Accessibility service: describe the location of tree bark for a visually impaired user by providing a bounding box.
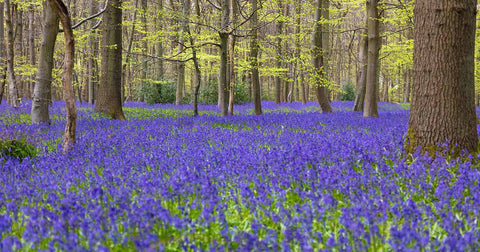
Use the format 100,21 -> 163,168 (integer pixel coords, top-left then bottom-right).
274,0 -> 283,104
88,0 -> 99,104
95,0 -> 125,120
176,0 -> 189,105
28,9 -> 36,99
312,0 -> 333,113
218,0 -> 230,116
227,0 -> 236,115
353,32 -> 368,111
5,0 -> 18,107
363,0 -> 380,117
31,1 -> 59,124
0,3 -> 5,104
406,0 -> 478,154
250,0 -> 262,115
155,0 -> 164,80
47,0 -> 77,152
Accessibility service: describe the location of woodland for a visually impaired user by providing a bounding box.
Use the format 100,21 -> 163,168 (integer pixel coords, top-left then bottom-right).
1,0 -> 480,250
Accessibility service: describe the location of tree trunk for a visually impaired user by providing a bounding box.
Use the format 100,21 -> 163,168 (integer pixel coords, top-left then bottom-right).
155,0 -> 164,80
5,0 -> 18,107
294,0 -> 302,104
218,0 -> 230,116
353,31 -> 367,111
176,0 -> 189,105
406,0 -> 478,154
312,0 -> 333,113
363,0 -> 380,117
95,0 -> 125,120
47,0 -> 77,152
250,0 -> 262,115
274,0 -> 283,104
88,0 -> 99,104
31,1 -> 59,124
187,0 -> 202,116
141,0 -> 149,101
403,69 -> 411,103
227,0 -> 236,115
28,9 -> 35,99
0,3 -> 5,104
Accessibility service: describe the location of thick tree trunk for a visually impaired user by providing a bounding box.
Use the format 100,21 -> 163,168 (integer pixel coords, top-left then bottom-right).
363,0 -> 380,117
250,0 -> 262,115
31,1 -> 59,124
0,3 -> 5,104
312,0 -> 333,113
5,0 -> 18,107
353,32 -> 367,111
95,0 -> 125,120
47,0 -> 77,152
406,0 -> 478,154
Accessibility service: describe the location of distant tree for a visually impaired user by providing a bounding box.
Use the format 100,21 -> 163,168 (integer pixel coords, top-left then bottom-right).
5,0 -> 18,107
95,0 -> 125,120
406,0 -> 478,154
0,2 -> 5,104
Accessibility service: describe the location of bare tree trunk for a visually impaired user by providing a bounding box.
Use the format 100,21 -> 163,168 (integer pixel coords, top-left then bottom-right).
363,0 -> 380,117
353,32 -> 367,111
176,0 -> 189,105
218,0 -> 230,116
47,0 -> 77,152
28,9 -> 35,99
250,0 -> 262,115
313,0 -> 333,113
227,0 -> 236,115
403,69 -> 411,103
141,0 -> 149,100
88,0 -> 99,104
95,0 -> 125,120
406,0 -> 478,154
0,3 -> 5,104
187,0 -> 202,116
122,0 -> 138,102
5,0 -> 18,107
155,0 -> 164,80
31,1 -> 59,124
274,0 -> 283,104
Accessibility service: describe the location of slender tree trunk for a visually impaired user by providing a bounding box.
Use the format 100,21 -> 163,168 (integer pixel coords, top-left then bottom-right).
188,0 -> 202,116
218,0 -> 230,116
31,1 -> 59,124
28,9 -> 35,99
176,0 -> 189,105
0,3 -> 5,104
95,0 -> 125,120
274,0 -> 283,104
122,0 -> 138,102
313,0 -> 333,113
403,69 -> 411,103
155,0 -> 164,80
47,0 -> 77,152
353,32 -> 368,111
250,0 -> 262,115
227,0 -> 236,115
88,0 -> 99,104
363,0 -> 380,117
141,0 -> 149,100
5,0 -> 18,107
406,0 -> 478,154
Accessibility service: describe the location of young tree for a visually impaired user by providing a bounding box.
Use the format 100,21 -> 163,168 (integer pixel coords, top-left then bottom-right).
95,0 -> 125,120
406,0 -> 478,154
47,0 -> 77,152
31,1 -> 59,124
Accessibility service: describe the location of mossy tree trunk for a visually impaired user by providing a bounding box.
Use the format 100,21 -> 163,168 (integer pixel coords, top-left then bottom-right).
94,0 -> 125,120
406,0 -> 478,154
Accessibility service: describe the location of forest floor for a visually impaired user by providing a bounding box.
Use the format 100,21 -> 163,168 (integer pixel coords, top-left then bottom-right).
0,101 -> 479,251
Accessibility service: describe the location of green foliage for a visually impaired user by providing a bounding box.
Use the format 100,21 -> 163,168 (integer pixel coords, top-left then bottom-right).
199,79 -> 250,105
0,137 -> 37,162
136,79 -> 176,105
340,82 -> 356,101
